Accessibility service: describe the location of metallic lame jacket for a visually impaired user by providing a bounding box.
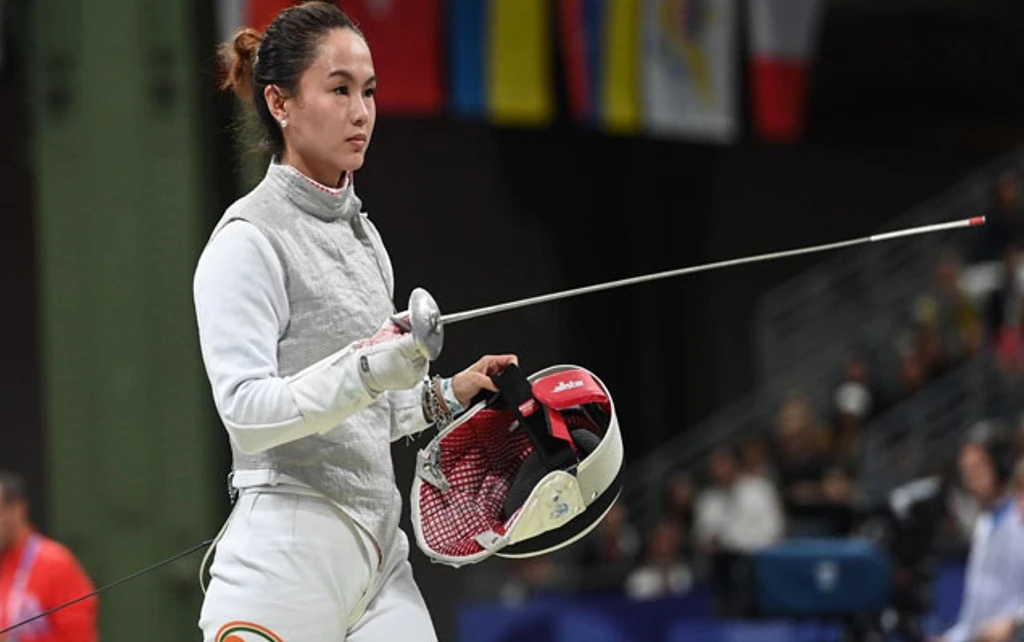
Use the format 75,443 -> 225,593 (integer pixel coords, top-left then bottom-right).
201,162 -> 428,557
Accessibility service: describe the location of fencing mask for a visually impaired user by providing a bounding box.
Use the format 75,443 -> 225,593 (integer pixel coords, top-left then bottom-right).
410,364 -> 624,567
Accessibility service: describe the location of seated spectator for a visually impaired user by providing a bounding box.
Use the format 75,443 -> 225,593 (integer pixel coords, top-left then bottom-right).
896,337 -> 928,399
973,171 -> 1024,263
740,434 -> 776,482
774,394 -> 830,503
660,470 -> 696,535
774,394 -> 857,536
965,457 -> 1024,642
0,471 -> 98,641
694,446 -> 783,616
912,301 -> 953,381
985,243 -> 1024,338
693,446 -> 784,555
933,433 -> 1024,642
914,250 -> 983,367
986,244 -> 1024,380
832,380 -> 870,470
624,519 -> 693,601
576,501 -> 641,593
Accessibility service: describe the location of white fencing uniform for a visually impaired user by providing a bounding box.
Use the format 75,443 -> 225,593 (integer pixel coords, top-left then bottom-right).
193,161 -> 437,641
197,487 -> 436,641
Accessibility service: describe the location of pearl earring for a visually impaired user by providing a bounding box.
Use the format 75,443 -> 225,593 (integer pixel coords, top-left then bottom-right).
280,119 -> 288,129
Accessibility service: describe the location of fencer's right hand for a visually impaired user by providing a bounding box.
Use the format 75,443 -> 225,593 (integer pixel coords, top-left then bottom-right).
356,318 -> 429,395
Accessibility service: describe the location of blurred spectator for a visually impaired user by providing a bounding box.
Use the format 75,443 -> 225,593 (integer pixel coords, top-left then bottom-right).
966,457 -> 1024,642
774,393 -> 831,505
916,315 -> 951,380
987,244 -> 1024,378
0,471 -> 98,641
881,471 -> 961,633
693,446 -> 783,616
660,470 -> 696,535
896,334 -> 928,398
693,446 -> 784,556
832,380 -> 870,470
939,473 -> 981,561
624,519 -> 693,601
933,436 -> 1024,642
974,171 -> 1024,263
985,243 -> 1024,336
740,434 -> 776,481
497,557 -> 562,607
914,250 -> 983,368
774,393 -> 859,536
577,501 -> 641,592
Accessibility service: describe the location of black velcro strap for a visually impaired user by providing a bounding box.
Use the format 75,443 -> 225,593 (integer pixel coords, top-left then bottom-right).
491,365 -> 577,473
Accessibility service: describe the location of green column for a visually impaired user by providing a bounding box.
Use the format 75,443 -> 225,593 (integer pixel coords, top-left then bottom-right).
29,1 -> 221,639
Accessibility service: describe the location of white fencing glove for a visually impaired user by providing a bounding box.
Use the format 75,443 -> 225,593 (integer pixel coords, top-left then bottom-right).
357,317 -> 429,395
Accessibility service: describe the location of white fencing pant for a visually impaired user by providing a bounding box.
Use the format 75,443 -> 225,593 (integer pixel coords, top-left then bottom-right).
198,487 -> 438,641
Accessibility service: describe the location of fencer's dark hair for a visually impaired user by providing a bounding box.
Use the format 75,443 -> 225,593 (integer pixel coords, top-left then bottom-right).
219,1 -> 365,156
0,471 -> 27,506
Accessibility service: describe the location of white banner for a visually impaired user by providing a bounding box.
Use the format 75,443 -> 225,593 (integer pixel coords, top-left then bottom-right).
641,0 -> 739,143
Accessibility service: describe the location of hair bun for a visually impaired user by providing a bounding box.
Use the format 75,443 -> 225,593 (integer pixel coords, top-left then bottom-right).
219,27 -> 263,102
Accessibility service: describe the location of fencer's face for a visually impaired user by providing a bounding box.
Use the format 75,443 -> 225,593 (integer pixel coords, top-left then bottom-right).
279,28 -> 376,183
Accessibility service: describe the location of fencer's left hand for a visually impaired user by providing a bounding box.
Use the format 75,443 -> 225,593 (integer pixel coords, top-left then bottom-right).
451,354 -> 519,407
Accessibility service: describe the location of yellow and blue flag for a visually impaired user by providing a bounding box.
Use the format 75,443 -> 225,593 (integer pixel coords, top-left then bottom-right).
449,0 -> 555,126
558,0 -> 641,134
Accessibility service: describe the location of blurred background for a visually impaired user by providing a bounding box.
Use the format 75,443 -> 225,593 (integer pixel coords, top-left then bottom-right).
3,0 -> 1024,640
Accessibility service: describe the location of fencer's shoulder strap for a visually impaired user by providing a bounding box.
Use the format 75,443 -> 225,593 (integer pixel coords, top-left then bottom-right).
492,365 -> 577,473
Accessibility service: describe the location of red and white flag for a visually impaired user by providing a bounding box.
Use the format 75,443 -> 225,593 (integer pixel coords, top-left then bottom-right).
338,0 -> 444,116
747,0 -> 826,142
216,0 -> 443,116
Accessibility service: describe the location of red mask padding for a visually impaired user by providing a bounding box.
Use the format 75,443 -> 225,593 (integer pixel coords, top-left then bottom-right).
531,369 -> 611,412
417,407 -> 533,558
416,369 -> 611,560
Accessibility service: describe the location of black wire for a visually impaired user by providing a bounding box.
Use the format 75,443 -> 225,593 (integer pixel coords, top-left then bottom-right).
0,538 -> 215,636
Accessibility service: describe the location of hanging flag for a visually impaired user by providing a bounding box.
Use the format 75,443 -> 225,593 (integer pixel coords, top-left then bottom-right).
488,0 -> 554,126
558,0 -> 594,123
600,0 -> 641,134
449,0 -> 488,118
449,0 -> 555,126
641,0 -> 739,143
215,1 -> 443,115
217,0 -> 296,42
339,0 -> 444,115
249,0 -> 295,33
748,0 -> 825,142
559,0 -> 641,133
558,0 -> 604,125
